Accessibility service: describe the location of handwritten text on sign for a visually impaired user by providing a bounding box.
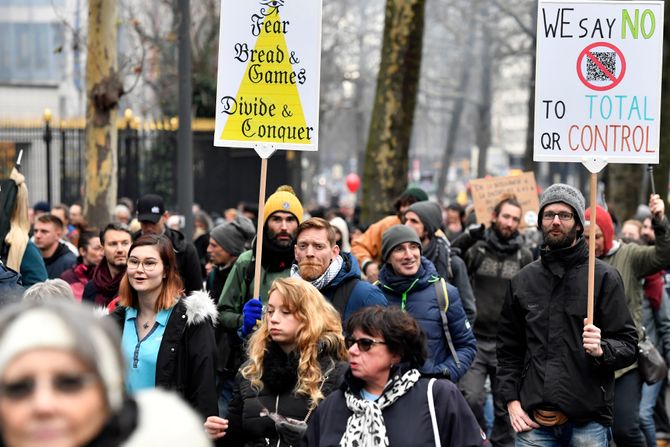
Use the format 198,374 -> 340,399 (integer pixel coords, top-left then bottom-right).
214,0 -> 322,150
470,172 -> 540,228
533,1 -> 664,165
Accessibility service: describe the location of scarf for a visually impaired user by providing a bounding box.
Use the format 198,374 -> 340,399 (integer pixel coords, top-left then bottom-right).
340,368 -> 421,447
92,258 -> 125,300
290,255 -> 343,290
260,230 -> 296,272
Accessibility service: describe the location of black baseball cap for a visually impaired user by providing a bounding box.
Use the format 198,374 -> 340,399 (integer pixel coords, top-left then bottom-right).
136,194 -> 165,223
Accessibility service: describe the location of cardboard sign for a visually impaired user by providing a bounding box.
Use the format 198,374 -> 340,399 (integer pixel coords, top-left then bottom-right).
534,1 -> 664,165
470,172 -> 540,228
214,0 -> 322,150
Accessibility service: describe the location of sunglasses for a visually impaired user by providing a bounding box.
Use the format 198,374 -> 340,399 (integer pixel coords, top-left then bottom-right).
345,337 -> 386,352
0,373 -> 97,401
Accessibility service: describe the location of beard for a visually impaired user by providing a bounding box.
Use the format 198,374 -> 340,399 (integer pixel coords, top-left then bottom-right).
493,223 -> 515,241
298,260 -> 325,281
268,228 -> 295,248
543,225 -> 578,250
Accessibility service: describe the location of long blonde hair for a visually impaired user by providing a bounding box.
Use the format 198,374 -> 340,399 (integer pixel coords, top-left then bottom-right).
242,277 -> 347,409
5,168 -> 29,271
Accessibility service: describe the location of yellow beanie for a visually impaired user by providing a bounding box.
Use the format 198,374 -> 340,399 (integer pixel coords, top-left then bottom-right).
263,185 -> 304,223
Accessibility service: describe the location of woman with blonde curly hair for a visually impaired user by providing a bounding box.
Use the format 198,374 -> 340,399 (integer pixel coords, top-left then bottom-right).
205,277 -> 348,446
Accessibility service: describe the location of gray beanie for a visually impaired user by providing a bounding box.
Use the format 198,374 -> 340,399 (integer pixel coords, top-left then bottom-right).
538,183 -> 585,231
209,215 -> 256,257
407,201 -> 443,236
382,225 -> 422,262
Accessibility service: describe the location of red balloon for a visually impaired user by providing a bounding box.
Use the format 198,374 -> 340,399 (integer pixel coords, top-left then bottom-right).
345,173 -> 361,193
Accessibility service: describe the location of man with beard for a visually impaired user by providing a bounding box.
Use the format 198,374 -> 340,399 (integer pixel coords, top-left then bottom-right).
404,201 -> 477,324
583,195 -> 670,447
292,217 -> 386,322
82,223 -> 132,306
452,196 -> 532,447
496,184 -> 637,446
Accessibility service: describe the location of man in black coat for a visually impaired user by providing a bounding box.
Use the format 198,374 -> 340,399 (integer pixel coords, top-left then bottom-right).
135,194 -> 203,294
496,183 -> 637,445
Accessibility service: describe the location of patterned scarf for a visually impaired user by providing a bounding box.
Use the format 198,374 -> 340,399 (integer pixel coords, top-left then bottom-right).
339,368 -> 421,447
290,254 -> 343,291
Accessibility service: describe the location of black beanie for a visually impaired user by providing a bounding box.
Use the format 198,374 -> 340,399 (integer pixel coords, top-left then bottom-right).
381,225 -> 422,262
406,201 -> 443,236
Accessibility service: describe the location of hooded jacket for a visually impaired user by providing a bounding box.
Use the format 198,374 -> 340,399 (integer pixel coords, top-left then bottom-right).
43,242 -> 77,279
319,252 -> 387,322
496,238 -> 637,426
377,257 -> 476,381
110,290 -> 218,419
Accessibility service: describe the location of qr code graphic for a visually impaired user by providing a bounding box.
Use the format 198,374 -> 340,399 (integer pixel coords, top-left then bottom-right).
586,52 -> 617,81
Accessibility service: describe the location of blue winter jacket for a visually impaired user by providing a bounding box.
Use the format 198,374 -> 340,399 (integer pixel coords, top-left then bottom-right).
377,257 -> 476,381
321,253 -> 388,323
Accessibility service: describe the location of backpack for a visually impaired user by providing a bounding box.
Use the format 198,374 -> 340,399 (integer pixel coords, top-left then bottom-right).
433,278 -> 460,369
331,277 -> 358,318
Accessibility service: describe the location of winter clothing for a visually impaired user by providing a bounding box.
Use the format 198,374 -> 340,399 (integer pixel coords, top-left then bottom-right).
136,194 -> 165,223
18,241 -> 47,287
110,291 -> 219,419
585,205 -> 614,254
223,341 -> 347,447
302,364 -> 486,447
207,263 -> 234,306
329,217 -> 351,252
380,224 -> 421,262
538,183 -> 586,233
496,237 -> 638,426
210,216 -> 256,257
263,185 -> 304,222
306,252 -> 387,323
351,215 -> 400,272
83,258 -> 125,307
377,257 -> 476,381
403,186 -> 429,202
60,263 -> 94,301
407,201 -> 443,235
43,242 -> 77,279
134,227 -> 203,294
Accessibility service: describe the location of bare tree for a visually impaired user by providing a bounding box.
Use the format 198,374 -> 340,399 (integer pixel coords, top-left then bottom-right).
360,0 -> 426,223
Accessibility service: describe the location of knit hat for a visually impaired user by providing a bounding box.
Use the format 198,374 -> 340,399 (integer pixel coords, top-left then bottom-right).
584,205 -> 614,255
263,185 -> 304,223
209,215 -> 256,257
406,201 -> 443,236
329,217 -> 351,252
0,301 -> 125,412
381,225 -> 422,262
136,194 -> 165,223
538,184 -> 586,235
33,201 -> 51,213
403,187 -> 429,202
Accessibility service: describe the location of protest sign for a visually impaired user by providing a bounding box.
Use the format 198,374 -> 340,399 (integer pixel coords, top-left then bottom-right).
214,0 -> 322,151
534,1 -> 664,167
470,172 -> 540,228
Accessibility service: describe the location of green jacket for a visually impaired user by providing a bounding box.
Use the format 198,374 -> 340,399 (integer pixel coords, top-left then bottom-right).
217,249 -> 291,331
602,216 -> 670,378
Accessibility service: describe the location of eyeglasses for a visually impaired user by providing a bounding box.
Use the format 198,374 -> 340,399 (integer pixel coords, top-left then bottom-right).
542,211 -> 574,221
0,373 -> 97,401
345,337 -> 386,352
127,257 -> 160,271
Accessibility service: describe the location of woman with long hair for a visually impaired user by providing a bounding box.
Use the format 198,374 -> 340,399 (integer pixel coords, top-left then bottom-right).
110,233 -> 218,419
205,277 -> 348,446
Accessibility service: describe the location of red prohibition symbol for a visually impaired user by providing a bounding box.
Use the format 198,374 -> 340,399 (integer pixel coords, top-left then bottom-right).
576,41 -> 627,91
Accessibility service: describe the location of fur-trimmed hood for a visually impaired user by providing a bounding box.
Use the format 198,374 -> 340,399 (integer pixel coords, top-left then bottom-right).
182,290 -> 218,326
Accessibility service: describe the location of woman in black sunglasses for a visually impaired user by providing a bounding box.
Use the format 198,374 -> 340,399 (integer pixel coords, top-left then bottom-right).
0,300 -> 211,446
303,306 -> 487,446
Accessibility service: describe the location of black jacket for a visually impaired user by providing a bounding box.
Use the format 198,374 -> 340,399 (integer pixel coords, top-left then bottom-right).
223,342 -> 347,447
110,291 -> 218,419
496,238 -> 638,426
302,366 -> 486,446
134,228 -> 203,294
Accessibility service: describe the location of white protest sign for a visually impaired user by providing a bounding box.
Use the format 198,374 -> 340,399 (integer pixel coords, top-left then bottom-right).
214,0 -> 322,151
534,1 -> 664,167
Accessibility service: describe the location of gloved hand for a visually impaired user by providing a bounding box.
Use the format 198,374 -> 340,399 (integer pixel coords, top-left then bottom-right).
467,223 -> 486,240
241,298 -> 263,336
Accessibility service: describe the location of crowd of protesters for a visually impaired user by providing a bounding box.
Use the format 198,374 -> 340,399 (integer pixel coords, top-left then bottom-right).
2,178 -> 670,447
